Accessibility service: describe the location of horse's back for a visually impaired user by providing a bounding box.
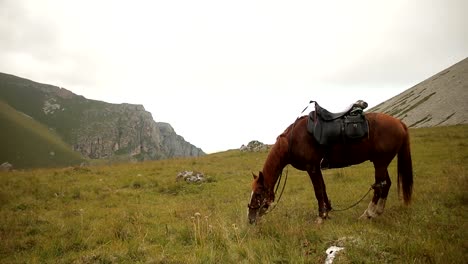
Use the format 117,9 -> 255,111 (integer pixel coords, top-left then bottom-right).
366,112 -> 407,134
284,113 -> 409,168
366,112 -> 409,159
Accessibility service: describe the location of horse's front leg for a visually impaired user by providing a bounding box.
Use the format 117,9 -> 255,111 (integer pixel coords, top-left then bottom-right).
307,168 -> 331,222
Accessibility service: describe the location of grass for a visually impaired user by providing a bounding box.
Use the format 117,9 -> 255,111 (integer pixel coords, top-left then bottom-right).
0,125 -> 467,263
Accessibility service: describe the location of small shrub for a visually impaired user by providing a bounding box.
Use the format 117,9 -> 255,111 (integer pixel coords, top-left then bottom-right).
71,189 -> 81,200
132,181 -> 141,189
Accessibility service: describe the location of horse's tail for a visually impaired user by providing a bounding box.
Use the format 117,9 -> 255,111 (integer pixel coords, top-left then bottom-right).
397,122 -> 413,205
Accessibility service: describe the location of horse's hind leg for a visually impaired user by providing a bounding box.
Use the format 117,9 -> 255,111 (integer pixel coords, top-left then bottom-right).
375,169 -> 391,215
360,165 -> 392,219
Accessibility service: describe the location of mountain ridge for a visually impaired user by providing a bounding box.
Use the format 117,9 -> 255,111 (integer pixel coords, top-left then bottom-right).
369,57 -> 468,127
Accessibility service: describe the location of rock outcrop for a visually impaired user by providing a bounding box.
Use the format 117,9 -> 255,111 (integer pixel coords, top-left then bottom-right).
240,140 -> 269,152
0,162 -> 13,172
176,171 -> 206,183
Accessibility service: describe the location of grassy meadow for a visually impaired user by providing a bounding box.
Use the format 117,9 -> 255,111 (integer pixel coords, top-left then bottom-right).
0,125 -> 467,263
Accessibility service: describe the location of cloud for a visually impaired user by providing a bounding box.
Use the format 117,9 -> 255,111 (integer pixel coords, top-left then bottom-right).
0,0 -> 467,152
317,0 -> 468,88
0,1 -> 58,54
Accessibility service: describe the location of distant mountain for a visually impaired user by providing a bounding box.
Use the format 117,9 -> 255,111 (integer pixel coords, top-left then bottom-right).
0,72 -> 205,168
369,58 -> 468,127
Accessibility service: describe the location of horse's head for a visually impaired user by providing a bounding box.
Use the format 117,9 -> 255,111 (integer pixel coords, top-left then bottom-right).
248,171 -> 271,224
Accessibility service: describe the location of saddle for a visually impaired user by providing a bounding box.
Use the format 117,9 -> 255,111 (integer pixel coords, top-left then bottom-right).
307,100 -> 369,145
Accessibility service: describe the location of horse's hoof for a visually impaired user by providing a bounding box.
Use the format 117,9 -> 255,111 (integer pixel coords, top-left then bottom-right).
315,217 -> 324,225
359,202 -> 379,220
358,213 -> 370,220
359,210 -> 374,220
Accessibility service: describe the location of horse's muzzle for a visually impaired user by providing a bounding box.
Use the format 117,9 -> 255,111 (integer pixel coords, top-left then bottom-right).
248,205 -> 269,224
248,213 -> 258,224
248,205 -> 259,224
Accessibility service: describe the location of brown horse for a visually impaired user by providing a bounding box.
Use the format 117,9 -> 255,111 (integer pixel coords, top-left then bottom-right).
248,112 -> 413,224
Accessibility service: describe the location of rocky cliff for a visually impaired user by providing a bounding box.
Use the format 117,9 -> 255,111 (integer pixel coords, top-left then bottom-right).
71,103 -> 204,160
0,72 -> 205,161
157,122 -> 204,157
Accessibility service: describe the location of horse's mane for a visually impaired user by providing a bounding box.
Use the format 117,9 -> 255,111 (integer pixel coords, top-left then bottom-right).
265,116 -> 308,171
277,116 -> 307,140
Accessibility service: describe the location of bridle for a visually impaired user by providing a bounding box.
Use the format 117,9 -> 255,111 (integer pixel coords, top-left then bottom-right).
247,193 -> 269,211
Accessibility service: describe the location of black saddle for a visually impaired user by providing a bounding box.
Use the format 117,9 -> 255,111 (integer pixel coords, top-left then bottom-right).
315,100 -> 368,120
307,100 -> 369,145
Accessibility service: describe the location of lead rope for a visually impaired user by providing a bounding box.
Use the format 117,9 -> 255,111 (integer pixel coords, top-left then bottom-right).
331,181 -> 384,212
330,185 -> 373,212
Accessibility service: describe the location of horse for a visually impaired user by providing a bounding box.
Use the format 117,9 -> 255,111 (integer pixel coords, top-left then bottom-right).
247,110 -> 413,224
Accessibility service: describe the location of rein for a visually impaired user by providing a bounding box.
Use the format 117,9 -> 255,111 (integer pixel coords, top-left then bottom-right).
263,166 -> 288,214
262,116 -> 299,215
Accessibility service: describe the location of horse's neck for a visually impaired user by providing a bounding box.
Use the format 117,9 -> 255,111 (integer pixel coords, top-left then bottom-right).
262,136 -> 289,189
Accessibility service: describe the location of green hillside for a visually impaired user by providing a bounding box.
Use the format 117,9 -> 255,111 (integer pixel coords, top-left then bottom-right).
0,101 -> 84,169
0,125 -> 466,263
0,72 -> 104,143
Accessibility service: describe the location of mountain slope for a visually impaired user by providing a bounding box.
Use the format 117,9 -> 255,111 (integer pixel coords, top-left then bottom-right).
0,72 -> 205,163
0,101 -> 84,169
369,57 -> 468,127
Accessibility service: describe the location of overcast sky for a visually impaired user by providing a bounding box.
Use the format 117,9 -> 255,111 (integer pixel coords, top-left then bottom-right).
1,0 -> 467,153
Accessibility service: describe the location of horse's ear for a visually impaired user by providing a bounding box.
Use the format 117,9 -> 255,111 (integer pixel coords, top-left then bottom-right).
251,172 -> 258,180
258,171 -> 264,183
